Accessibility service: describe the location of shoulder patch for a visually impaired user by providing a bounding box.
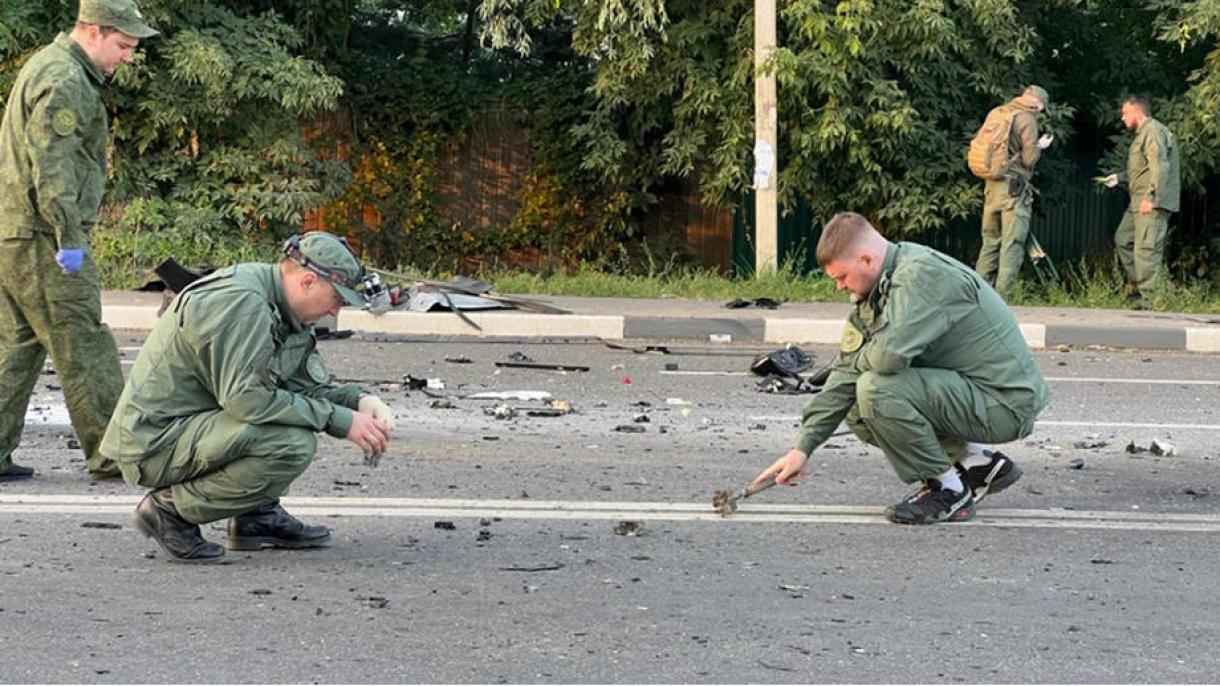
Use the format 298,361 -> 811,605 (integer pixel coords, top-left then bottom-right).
840,322 -> 865,354
52,108 -> 77,137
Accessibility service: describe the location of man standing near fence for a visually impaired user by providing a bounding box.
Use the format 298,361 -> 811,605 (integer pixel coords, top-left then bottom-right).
1099,95 -> 1180,304
969,85 -> 1054,300
0,0 -> 158,481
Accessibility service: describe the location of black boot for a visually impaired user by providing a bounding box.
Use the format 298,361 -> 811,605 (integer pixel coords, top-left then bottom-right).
134,488 -> 225,563
226,500 -> 332,551
0,462 -> 34,482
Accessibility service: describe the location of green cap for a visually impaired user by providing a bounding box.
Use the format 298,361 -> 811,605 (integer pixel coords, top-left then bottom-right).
78,0 -> 159,39
1023,85 -> 1050,108
284,232 -> 366,306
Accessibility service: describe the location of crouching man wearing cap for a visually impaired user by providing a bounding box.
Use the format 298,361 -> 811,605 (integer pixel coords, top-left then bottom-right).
98,232 -> 395,563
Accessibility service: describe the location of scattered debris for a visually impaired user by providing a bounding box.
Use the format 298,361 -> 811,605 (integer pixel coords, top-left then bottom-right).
724,297 -> 784,309
476,530 -> 492,542
444,356 -> 473,364
249,589 -> 273,596
1183,487 -> 1211,498
612,521 -> 645,537
751,346 -> 813,377
664,362 -> 679,371
428,398 -> 457,409
1125,439 -> 1176,457
485,404 -> 517,420
632,413 -> 651,423
1068,458 -> 1085,470
499,563 -> 565,572
469,391 -> 552,401
1150,439 -> 1176,456
66,438 -> 81,450
665,398 -> 693,406
614,425 -> 646,434
403,375 -> 428,391
495,361 -> 590,372
434,521 -> 456,530
507,352 -> 534,363
80,522 -> 121,530
621,376 -> 632,385
709,334 -> 732,344
757,660 -> 797,672
1089,559 -> 1115,565
333,480 -> 362,487
1073,437 -> 1108,449
362,596 -> 389,609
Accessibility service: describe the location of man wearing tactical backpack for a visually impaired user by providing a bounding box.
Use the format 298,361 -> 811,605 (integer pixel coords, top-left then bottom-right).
968,85 -> 1054,299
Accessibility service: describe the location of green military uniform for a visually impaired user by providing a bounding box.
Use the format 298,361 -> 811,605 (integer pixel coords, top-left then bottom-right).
0,33 -> 124,476
796,242 -> 1049,483
1114,117 -> 1180,297
975,92 -> 1044,299
99,264 -> 366,524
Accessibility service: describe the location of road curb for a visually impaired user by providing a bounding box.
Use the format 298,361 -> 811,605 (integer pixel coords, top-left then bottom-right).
99,303 -> 1217,352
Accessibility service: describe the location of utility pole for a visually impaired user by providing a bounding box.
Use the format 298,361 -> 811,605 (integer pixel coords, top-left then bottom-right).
753,0 -> 778,275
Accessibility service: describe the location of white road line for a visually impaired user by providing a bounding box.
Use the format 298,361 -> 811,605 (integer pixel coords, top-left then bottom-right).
746,415 -> 1220,431
1,495 -> 1216,533
662,370 -> 1220,385
1043,377 -> 1220,386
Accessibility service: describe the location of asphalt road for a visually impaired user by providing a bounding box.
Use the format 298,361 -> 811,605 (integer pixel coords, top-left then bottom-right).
2,334 -> 1218,683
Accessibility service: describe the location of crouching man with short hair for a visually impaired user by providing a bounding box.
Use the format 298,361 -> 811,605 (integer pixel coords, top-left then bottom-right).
99,232 -> 394,561
754,212 -> 1049,524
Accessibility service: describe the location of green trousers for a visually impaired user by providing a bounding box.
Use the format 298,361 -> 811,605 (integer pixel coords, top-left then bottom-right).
0,233 -> 123,474
1114,208 -> 1170,296
844,369 -> 1037,484
975,179 -> 1031,299
118,411 -> 316,524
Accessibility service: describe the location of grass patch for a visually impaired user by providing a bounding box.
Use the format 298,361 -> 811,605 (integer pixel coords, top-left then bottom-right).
1009,259 -> 1220,313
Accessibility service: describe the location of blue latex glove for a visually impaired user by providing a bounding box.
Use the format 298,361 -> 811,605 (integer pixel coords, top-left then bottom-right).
56,248 -> 84,274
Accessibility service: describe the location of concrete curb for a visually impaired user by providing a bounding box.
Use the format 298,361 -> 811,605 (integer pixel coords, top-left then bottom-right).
99,302 -> 1220,353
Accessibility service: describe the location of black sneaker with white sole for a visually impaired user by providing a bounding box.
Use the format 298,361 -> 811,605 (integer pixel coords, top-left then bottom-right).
957,451 -> 1022,503
887,481 -> 975,524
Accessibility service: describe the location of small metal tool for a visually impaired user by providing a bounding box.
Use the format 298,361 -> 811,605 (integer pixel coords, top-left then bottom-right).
712,474 -> 778,516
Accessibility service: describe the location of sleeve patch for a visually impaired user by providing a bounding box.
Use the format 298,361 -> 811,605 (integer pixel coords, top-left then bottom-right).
52,108 -> 78,137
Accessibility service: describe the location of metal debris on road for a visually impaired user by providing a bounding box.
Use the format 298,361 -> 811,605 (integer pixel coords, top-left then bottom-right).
445,356 -> 473,364
495,360 -> 590,372
485,404 -> 517,420
612,521 -> 645,537
434,521 -> 456,530
499,563 -> 565,572
614,425 -> 646,433
468,391 -> 552,401
80,522 -> 122,530
1069,458 -> 1085,469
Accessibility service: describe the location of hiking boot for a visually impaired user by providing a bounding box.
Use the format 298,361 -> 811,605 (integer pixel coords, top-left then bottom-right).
134,488 -> 225,563
0,462 -> 34,482
226,500 -> 332,551
957,451 -> 1023,503
888,481 -> 975,524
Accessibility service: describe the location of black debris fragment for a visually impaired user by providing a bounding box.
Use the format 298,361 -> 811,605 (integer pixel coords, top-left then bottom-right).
476,530 -> 492,542
445,356 -> 473,364
632,413 -> 650,423
1090,559 -> 1115,565
494,361 -> 590,372
434,521 -> 456,530
664,362 -> 679,371
315,327 -> 353,341
429,398 -> 457,409
757,660 -> 797,672
403,375 -> 428,391
507,351 -> 534,363
80,522 -> 121,530
614,425 -> 646,433
1068,458 -> 1085,470
499,563 -> 565,572
612,521 -> 645,537
66,438 -> 81,450
1073,439 -> 1107,449
362,597 -> 389,609
249,589 -> 273,596
333,480 -> 362,487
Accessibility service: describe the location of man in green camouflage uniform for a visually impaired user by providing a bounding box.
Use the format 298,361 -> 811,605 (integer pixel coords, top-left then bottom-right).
755,212 -> 1049,524
0,0 -> 157,481
1100,95 -> 1180,302
100,232 -> 396,563
974,85 -> 1054,300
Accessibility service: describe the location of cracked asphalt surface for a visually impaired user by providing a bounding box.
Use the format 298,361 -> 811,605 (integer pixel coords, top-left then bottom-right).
2,334 -> 1219,683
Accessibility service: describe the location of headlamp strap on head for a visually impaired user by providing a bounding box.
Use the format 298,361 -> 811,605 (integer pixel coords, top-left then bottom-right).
282,233 -> 361,291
